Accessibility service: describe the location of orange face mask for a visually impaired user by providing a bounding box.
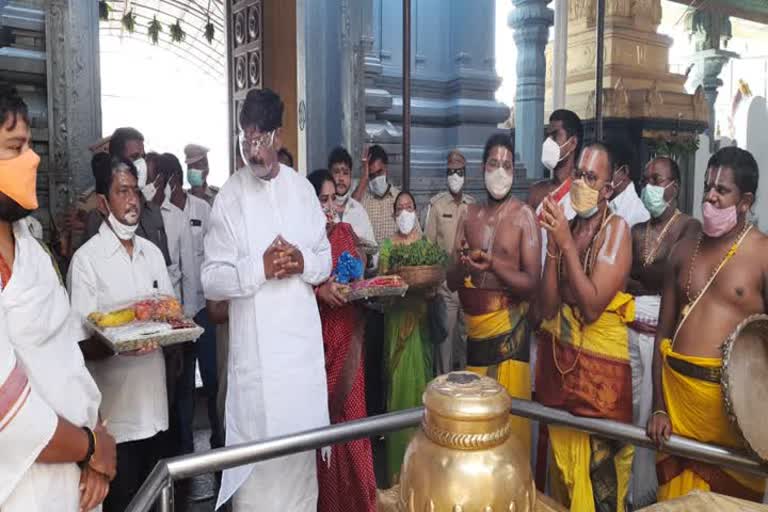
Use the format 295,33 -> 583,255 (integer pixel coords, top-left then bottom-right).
0,148 -> 40,210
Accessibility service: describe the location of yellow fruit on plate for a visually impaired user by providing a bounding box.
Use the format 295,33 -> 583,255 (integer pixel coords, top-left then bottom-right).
95,308 -> 135,328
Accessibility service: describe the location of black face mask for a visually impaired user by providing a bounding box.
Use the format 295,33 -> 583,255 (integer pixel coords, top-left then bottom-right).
0,192 -> 33,223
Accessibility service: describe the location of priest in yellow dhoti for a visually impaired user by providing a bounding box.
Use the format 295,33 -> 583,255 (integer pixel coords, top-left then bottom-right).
461,279 -> 532,455
447,134 -> 542,458
537,142 -> 636,512
647,147 -> 767,504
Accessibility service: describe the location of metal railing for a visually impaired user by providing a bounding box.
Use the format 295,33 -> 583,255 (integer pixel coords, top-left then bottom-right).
126,399 -> 768,512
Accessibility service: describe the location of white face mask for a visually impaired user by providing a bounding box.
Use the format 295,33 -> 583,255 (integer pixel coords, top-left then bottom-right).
141,182 -> 156,202
335,188 -> 351,206
164,183 -> 172,204
397,210 -> 417,235
108,209 -> 139,241
484,166 -> 514,200
447,173 -> 464,195
133,158 -> 148,188
369,175 -> 388,197
541,137 -> 574,172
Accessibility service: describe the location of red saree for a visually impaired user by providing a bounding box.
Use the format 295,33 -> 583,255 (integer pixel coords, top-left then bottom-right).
317,222 -> 377,512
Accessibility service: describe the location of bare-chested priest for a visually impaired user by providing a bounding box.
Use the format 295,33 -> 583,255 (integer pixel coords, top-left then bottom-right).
647,146 -> 767,502
537,142 -> 634,512
626,156 -> 700,507
448,133 -> 541,457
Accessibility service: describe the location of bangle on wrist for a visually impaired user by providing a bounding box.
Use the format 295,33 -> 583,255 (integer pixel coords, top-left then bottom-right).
78,426 -> 96,468
651,409 -> 669,418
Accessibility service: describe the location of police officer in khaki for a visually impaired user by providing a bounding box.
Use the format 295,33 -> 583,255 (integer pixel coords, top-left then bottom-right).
424,149 -> 475,374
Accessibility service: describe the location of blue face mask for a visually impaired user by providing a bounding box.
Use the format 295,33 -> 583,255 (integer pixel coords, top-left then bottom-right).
188,169 -> 205,188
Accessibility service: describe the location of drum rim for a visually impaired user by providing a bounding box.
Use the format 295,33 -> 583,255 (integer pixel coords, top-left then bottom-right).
721,313 -> 768,462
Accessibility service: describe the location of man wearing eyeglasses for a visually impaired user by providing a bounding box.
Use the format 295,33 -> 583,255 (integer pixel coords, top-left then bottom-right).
424,149 -> 475,374
202,88 -> 331,511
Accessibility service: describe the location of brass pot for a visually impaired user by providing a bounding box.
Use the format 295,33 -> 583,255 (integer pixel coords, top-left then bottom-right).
396,371 -> 536,511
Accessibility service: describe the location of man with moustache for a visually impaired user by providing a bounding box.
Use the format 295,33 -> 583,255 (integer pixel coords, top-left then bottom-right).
0,86 -> 116,512
202,88 -> 331,511
647,147 -> 767,503
68,157 -> 175,512
328,146 -> 376,255
448,134 -> 540,456
626,156 -> 699,507
537,142 -> 634,511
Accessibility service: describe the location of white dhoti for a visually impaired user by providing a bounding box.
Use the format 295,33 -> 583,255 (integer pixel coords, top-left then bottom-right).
629,294 -> 661,508
2,463 -> 83,512
232,452 -> 317,511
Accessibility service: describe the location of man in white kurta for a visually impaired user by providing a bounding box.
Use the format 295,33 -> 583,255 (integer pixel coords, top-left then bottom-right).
202,87 -> 330,511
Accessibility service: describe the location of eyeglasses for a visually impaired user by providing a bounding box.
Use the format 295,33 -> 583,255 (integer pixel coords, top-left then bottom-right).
447,167 -> 466,177
573,168 -> 601,186
239,130 -> 275,154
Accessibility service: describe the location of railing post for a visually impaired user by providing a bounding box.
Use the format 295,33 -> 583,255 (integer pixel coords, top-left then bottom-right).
158,481 -> 174,512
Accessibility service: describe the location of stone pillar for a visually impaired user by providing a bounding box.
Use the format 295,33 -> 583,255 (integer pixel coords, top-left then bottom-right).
509,0 -> 554,179
45,0 -> 102,209
684,10 -> 738,150
551,0 -> 568,110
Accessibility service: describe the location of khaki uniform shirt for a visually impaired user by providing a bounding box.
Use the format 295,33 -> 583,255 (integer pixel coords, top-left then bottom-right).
424,191 -> 475,255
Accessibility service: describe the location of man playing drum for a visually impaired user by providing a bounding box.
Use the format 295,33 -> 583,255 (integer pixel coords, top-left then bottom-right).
647,146 -> 768,502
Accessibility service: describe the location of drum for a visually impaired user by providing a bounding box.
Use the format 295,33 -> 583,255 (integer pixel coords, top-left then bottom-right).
721,314 -> 768,461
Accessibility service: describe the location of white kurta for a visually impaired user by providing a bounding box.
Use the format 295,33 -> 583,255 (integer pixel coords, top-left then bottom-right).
610,183 -> 650,228
1,221 -> 102,512
202,164 -> 331,509
0,320 -> 58,508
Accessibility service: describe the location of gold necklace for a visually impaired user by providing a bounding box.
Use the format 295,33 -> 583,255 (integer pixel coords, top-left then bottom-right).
553,209 -> 612,377
685,221 -> 752,305
643,209 -> 681,267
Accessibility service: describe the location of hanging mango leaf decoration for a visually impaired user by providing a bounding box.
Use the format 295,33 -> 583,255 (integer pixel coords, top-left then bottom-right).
121,9 -> 136,33
98,0 -> 111,21
204,20 -> 215,44
148,15 -> 163,45
170,19 -> 186,43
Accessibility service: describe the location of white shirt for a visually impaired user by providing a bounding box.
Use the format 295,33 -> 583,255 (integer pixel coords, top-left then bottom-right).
162,194 -> 212,318
202,164 -> 331,507
339,197 -> 376,246
610,183 -> 650,228
68,222 -> 173,444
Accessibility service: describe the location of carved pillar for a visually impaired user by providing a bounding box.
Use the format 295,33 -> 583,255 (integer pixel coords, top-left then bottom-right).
45,0 -> 102,211
684,10 -> 737,150
509,0 -> 554,179
340,0 -> 366,165
551,0 -> 567,110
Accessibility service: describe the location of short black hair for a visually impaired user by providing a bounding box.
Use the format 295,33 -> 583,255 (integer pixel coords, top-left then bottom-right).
605,136 -> 637,180
393,190 -> 416,214
109,127 -> 144,158
482,133 -> 515,166
277,147 -> 294,167
707,146 -> 759,196
239,88 -> 284,133
367,144 -> 388,166
582,141 -> 617,178
550,109 -> 583,157
652,156 -> 681,183
96,157 -> 137,196
91,152 -> 111,182
0,86 -> 29,131
158,153 -> 183,181
328,146 -> 353,170
307,168 -> 333,196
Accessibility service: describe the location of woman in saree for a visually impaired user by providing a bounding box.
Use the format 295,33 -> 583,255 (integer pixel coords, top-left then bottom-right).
379,191 -> 433,486
307,170 -> 376,512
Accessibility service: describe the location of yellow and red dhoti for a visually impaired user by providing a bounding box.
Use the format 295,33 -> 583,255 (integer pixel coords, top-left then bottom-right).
657,338 -> 766,502
535,292 -> 635,512
460,281 -> 532,456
